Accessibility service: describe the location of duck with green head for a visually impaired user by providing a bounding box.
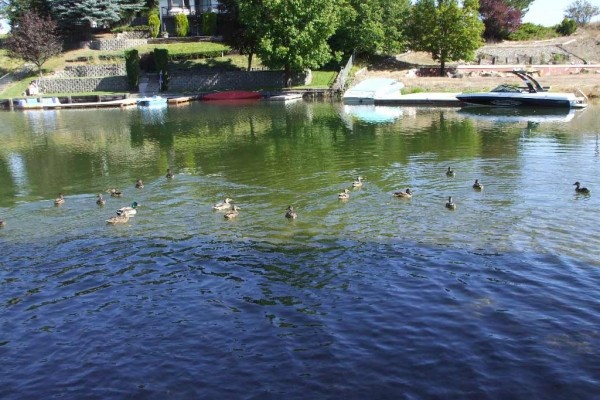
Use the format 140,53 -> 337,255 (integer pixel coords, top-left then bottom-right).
117,202 -> 138,217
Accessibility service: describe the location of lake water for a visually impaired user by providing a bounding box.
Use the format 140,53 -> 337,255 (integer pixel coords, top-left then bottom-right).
1,101 -> 599,399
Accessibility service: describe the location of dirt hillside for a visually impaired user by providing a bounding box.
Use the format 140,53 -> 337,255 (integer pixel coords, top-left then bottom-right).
359,25 -> 600,98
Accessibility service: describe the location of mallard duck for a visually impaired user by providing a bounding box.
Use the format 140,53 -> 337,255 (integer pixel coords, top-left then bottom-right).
96,193 -> 106,206
54,193 -> 65,206
445,196 -> 456,210
116,201 -> 138,217
352,176 -> 363,188
106,214 -> 130,225
224,205 -> 240,219
472,179 -> 484,190
166,168 -> 174,179
0,219 -> 5,228
135,179 -> 144,189
446,167 -> 455,177
573,181 -> 590,194
338,188 -> 350,200
108,188 -> 123,197
285,205 -> 298,219
213,198 -> 233,211
394,188 -> 412,198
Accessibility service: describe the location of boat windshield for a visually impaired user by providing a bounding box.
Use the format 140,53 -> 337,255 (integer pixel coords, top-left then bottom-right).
490,84 -> 523,93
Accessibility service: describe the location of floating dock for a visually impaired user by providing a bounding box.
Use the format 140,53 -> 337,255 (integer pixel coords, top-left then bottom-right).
374,92 -> 461,107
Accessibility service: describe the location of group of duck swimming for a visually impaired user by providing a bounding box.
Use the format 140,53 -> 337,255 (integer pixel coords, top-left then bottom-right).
0,168 -> 592,228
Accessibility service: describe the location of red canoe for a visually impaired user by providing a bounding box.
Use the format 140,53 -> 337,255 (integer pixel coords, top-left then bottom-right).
203,91 -> 262,101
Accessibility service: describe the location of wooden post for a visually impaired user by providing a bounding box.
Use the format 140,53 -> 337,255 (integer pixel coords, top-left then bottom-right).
8,98 -> 14,110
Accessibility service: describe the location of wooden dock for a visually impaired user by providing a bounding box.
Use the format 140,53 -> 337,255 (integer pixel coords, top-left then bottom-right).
167,96 -> 198,104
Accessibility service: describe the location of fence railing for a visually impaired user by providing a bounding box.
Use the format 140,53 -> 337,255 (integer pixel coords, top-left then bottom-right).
332,50 -> 355,92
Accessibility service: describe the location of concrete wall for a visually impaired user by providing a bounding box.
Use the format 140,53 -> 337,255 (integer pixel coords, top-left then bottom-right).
81,38 -> 148,51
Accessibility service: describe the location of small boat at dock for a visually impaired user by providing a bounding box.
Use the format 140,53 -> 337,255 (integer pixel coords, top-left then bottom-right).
136,95 -> 168,107
203,91 -> 262,101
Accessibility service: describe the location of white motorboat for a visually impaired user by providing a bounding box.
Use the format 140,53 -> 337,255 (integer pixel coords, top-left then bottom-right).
343,78 -> 404,104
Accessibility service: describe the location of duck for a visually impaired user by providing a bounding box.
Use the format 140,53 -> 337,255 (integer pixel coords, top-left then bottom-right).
106,214 -> 130,225
446,167 -> 455,177
135,179 -> 144,189
285,205 -> 298,219
445,196 -> 456,210
96,193 -> 106,206
472,179 -> 484,190
224,205 -> 240,219
394,188 -> 412,198
352,176 -> 363,188
116,201 -> 138,217
213,198 -> 233,211
54,193 -> 65,206
0,219 -> 5,228
166,168 -> 174,179
108,188 -> 123,197
573,181 -> 590,194
338,188 -> 350,200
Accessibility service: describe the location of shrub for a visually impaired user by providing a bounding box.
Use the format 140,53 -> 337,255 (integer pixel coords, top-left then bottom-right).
557,18 -> 577,36
154,48 -> 169,91
508,23 -> 559,41
202,12 -> 217,36
125,49 -> 140,90
174,14 -> 189,37
148,12 -> 160,38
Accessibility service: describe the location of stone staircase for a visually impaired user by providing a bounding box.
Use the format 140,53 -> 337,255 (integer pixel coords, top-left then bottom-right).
138,72 -> 162,96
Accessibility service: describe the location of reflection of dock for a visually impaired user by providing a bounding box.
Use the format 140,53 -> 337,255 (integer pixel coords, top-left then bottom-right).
167,96 -> 198,104
0,94 -> 203,110
373,92 -> 461,107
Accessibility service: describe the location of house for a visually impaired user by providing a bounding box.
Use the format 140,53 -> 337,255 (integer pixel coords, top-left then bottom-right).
159,0 -> 221,16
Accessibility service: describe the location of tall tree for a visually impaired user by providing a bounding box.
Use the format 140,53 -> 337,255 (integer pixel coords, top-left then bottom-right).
4,10 -> 62,76
332,0 -> 411,56
504,0 -> 534,14
50,0 -> 145,38
218,0 -> 262,71
238,0 -> 342,86
480,0 -> 522,41
409,0 -> 484,76
565,0 -> 600,26
3,0 -> 52,27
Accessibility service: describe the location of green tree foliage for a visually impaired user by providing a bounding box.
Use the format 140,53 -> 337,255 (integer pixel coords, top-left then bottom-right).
4,10 -> 62,76
409,0 -> 484,76
239,0 -> 342,87
50,0 -> 145,39
174,13 -> 189,37
565,0 -> 600,26
331,0 -> 411,56
504,0 -> 534,13
508,22 -> 558,40
202,12 -> 217,36
125,49 -> 140,90
557,18 -> 577,36
148,10 -> 160,37
153,48 -> 168,91
218,0 -> 262,71
3,0 -> 52,28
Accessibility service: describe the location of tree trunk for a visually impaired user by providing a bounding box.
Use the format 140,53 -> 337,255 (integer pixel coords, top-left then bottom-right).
247,52 -> 253,71
440,58 -> 446,77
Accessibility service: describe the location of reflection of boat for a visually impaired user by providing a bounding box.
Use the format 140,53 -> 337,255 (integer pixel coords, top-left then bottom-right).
343,104 -> 403,124
456,70 -> 588,109
343,78 -> 404,104
457,107 -> 578,123
203,91 -> 262,101
137,95 -> 168,107
17,97 -> 61,109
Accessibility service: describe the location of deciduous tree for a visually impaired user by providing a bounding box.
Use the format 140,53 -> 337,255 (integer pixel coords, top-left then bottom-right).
409,0 -> 484,76
480,0 -> 522,41
238,0 -> 342,86
565,0 -> 600,26
4,10 -> 62,76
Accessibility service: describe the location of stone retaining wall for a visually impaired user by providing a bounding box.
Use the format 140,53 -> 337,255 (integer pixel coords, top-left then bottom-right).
82,38 -> 148,51
169,70 -> 312,91
38,77 -> 128,94
53,64 -> 126,78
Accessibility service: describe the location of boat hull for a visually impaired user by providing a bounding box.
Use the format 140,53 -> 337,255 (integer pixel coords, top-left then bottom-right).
456,93 -> 580,109
203,91 -> 262,101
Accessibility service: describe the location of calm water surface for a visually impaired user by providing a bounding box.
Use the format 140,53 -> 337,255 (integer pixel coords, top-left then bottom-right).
1,101 -> 599,399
